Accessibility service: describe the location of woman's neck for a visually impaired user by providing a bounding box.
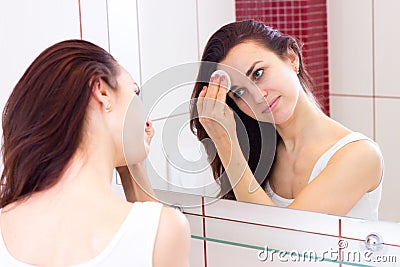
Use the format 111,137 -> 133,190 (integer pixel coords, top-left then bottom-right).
8,139 -> 119,213
275,91 -> 327,153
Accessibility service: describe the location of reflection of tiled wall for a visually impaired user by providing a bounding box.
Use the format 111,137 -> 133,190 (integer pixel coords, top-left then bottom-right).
328,0 -> 400,222
236,0 -> 329,115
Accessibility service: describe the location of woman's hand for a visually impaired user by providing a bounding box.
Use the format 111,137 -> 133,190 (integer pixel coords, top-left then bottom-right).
197,74 -> 237,146
145,120 -> 154,145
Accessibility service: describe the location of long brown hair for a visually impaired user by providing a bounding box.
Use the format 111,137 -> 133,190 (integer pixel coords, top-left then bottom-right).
190,20 -> 318,199
1,39 -> 119,208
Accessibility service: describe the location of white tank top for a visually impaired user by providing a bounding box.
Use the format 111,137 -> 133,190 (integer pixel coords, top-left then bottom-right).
0,201 -> 163,267
265,132 -> 383,221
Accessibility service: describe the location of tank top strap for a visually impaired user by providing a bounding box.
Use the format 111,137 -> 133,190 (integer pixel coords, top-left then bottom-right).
308,132 -> 377,183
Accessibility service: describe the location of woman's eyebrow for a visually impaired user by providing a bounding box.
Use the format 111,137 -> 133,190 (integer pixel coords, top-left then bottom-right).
246,60 -> 263,77
230,85 -> 239,91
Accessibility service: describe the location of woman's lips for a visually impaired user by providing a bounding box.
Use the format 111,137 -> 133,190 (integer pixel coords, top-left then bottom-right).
262,96 -> 280,113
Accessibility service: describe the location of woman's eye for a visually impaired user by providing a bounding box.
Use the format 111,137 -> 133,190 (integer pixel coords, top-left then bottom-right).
253,68 -> 264,80
232,88 -> 245,98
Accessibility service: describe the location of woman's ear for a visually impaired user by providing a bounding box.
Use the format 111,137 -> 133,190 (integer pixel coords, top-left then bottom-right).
286,48 -> 300,74
92,78 -> 112,112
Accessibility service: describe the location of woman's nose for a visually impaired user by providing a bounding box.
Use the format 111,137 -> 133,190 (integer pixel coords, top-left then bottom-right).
251,89 -> 268,104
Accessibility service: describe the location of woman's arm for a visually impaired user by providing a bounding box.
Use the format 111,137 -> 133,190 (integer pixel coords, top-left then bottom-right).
117,164 -> 157,202
212,130 -> 275,205
153,206 -> 191,267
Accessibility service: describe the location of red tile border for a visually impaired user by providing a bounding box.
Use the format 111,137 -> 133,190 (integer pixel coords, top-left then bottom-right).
201,197 -> 208,267
78,0 -> 82,39
330,94 -> 400,100
339,218 -> 342,267
371,0 -> 376,140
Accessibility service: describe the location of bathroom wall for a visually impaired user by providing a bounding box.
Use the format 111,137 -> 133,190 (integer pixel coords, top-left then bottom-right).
327,0 -> 400,222
1,1 -> 400,266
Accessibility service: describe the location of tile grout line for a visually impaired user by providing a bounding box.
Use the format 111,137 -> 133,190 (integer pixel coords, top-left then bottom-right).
339,218 -> 342,267
195,0 -> 201,61
78,0 -> 82,39
135,0 -> 143,87
201,197 -> 207,267
372,0 -> 376,141
105,0 -> 111,53
330,93 -> 400,100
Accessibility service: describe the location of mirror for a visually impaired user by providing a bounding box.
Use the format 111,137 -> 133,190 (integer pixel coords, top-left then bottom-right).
1,0 -> 399,225
120,0 -> 399,224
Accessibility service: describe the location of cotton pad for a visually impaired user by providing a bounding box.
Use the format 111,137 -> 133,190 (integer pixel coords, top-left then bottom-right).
211,70 -> 231,92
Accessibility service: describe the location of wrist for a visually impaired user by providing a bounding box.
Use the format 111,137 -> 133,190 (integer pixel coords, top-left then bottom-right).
215,136 -> 242,164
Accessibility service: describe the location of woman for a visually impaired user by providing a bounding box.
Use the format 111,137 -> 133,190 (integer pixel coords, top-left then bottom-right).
190,20 -> 383,220
0,40 -> 190,266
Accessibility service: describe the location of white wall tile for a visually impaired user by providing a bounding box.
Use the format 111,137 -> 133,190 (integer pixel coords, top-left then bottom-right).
190,239 -> 205,267
147,115 -> 219,197
341,216 -> 400,248
340,217 -> 400,266
204,198 -> 339,236
205,217 -> 340,266
141,62 -> 199,121
153,189 -> 203,214
107,0 -> 141,85
80,0 -> 109,51
0,0 -> 80,167
207,242 -> 266,267
375,98 -> 400,222
111,171 -> 126,200
197,0 -> 236,58
137,0 -> 199,83
339,237 -> 400,266
207,241 -> 341,266
185,214 -> 203,237
374,0 -> 400,97
327,0 -> 373,95
0,0 -> 80,109
330,96 -> 374,139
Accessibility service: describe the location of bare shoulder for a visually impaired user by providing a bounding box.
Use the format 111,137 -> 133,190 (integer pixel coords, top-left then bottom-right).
330,137 -> 383,189
153,206 -> 191,267
332,137 -> 382,163
158,206 -> 191,235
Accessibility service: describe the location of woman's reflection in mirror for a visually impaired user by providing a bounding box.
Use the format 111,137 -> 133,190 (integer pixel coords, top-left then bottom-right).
190,20 -> 383,220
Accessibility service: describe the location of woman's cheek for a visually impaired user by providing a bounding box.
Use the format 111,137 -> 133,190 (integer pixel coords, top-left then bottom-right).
123,96 -> 147,164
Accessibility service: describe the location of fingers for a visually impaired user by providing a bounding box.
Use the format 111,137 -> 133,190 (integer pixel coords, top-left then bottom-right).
204,74 -> 228,112
216,74 -> 229,106
145,120 -> 154,144
196,86 -> 207,115
198,85 -> 207,98
205,74 -> 219,100
196,73 -> 229,121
